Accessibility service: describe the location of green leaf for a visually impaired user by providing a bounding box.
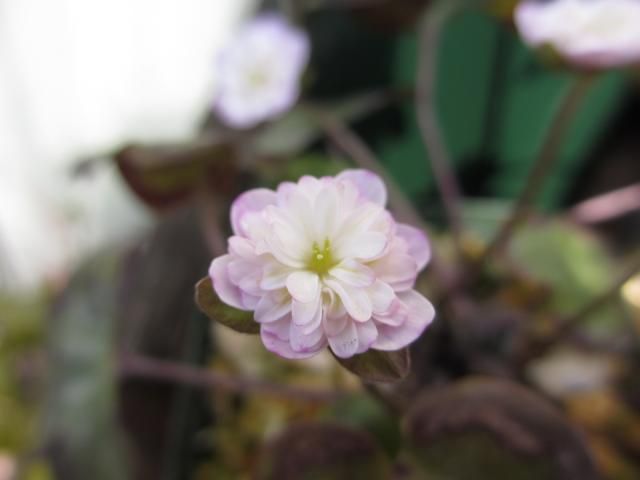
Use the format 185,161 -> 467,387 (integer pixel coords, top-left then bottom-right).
334,348 -> 410,383
381,11 -> 625,207
510,220 -> 625,336
194,277 -> 259,334
256,422 -> 391,480
404,377 -> 599,480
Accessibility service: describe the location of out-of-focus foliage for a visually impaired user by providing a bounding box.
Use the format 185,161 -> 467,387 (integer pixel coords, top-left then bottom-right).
255,422 -> 391,480
43,255 -> 128,480
381,11 -> 624,208
0,293 -> 46,452
404,377 -> 599,479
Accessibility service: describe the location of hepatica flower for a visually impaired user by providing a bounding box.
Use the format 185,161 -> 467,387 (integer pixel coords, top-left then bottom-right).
214,14 -> 310,128
209,170 -> 435,359
515,0 -> 640,69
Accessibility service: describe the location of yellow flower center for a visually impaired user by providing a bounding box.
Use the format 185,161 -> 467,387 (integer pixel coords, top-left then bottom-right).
307,239 -> 336,276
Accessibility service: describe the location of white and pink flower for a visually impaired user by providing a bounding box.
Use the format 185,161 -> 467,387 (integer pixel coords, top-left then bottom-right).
213,14 -> 310,128
515,0 -> 640,69
209,170 -> 435,359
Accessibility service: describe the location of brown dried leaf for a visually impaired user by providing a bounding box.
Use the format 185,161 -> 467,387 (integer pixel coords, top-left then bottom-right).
334,348 -> 410,383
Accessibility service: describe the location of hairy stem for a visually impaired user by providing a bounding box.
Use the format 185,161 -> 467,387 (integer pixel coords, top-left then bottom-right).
416,0 -> 466,247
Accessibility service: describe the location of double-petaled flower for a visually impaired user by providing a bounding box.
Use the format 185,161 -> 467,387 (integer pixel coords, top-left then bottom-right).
209,170 -> 435,359
515,0 -> 640,70
214,14 -> 310,128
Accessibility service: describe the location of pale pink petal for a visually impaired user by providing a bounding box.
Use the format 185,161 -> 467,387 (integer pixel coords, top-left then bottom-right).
228,236 -> 256,259
366,280 -> 396,314
355,320 -> 378,354
241,292 -> 260,310
334,232 -> 388,261
328,319 -> 360,358
286,271 -> 320,303
255,291 -> 291,323
329,260 -> 375,287
370,251 -> 417,291
373,299 -> 408,327
372,290 -> 435,351
231,189 -> 277,237
312,183 -> 341,241
260,261 -> 293,290
337,169 -> 387,206
261,321 -> 321,359
324,278 -> 372,322
396,224 -> 431,271
227,258 -> 262,295
209,255 -> 247,310
292,294 -> 321,326
290,321 -> 326,353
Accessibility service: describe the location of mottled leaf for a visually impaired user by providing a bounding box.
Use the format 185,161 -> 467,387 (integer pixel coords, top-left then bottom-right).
256,422 -> 391,480
44,255 -> 128,480
194,277 -> 259,334
334,348 -> 410,383
404,377 -> 599,480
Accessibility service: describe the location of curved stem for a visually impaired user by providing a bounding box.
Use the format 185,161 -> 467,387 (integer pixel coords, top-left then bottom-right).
119,353 -> 345,404
520,254 -> 640,363
477,75 -> 595,266
416,0 -> 465,248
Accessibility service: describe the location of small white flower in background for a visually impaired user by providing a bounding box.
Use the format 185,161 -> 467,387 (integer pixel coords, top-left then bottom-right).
214,14 -> 310,129
209,170 -> 435,359
514,0 -> 640,69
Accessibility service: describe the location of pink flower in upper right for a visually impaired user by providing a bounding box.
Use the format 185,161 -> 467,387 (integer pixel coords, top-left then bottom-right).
514,0 -> 640,70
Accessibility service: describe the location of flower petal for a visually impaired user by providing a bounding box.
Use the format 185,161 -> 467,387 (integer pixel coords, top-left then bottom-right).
260,261 -> 293,290
286,271 -> 320,303
328,319 -> 360,358
372,290 -> 435,351
396,224 -> 431,271
209,254 -> 247,310
355,320 -> 378,354
261,319 -> 321,359
324,278 -> 372,322
337,169 -> 387,206
292,294 -> 321,326
370,251 -> 417,291
231,188 -> 277,237
366,280 -> 396,314
329,260 -> 375,287
334,232 -> 388,262
255,291 -> 291,323
290,320 -> 326,353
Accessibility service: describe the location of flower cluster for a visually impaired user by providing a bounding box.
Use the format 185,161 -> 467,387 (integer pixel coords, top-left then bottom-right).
213,14 -> 310,128
515,0 -> 640,69
209,170 -> 435,359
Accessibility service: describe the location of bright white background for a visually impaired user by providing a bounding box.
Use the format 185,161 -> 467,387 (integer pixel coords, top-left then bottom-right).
0,0 -> 255,290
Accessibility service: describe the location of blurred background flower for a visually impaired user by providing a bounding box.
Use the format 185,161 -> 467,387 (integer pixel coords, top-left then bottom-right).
515,0 -> 640,69
214,14 -> 310,128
